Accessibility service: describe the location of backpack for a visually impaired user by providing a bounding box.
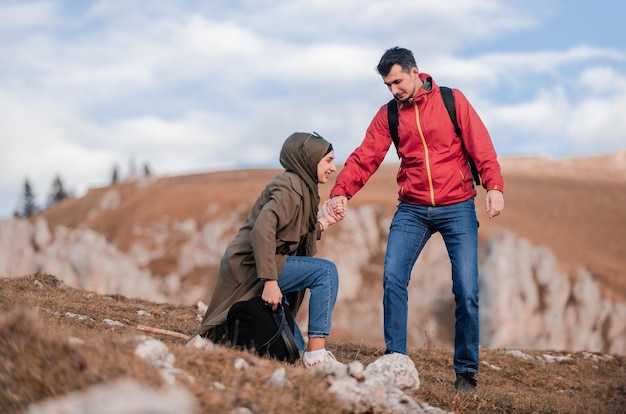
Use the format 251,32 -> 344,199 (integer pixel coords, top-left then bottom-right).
226,296 -> 300,363
387,86 -> 481,185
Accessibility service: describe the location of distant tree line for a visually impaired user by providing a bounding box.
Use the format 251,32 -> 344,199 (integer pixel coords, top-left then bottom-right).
14,160 -> 153,217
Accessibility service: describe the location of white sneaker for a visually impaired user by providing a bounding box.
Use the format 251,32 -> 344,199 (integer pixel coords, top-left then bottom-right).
303,350 -> 337,368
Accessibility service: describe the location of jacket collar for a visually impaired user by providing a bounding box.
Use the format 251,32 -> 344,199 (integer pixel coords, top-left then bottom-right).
400,73 -> 434,108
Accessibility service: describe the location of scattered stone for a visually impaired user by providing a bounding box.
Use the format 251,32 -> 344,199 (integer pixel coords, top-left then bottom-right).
308,358 -> 348,379
185,334 -> 216,350
26,379 -> 198,414
363,353 -> 420,391
506,349 -> 537,361
542,353 -> 573,363
67,336 -> 85,346
309,353 -> 433,413
134,336 -> 194,386
64,312 -> 95,321
135,336 -> 175,369
230,408 -> 252,414
582,351 -> 615,362
417,401 -> 455,414
347,360 -> 365,381
234,358 -> 249,370
103,318 -> 125,327
197,300 -> 208,314
267,367 -> 290,388
42,308 -> 61,317
329,375 -> 423,414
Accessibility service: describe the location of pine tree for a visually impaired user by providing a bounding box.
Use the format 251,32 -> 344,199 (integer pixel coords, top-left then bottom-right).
111,165 -> 119,184
19,178 -> 38,217
47,175 -> 69,208
143,161 -> 152,176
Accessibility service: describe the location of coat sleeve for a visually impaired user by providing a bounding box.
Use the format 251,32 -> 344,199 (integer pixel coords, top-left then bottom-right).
249,184 -> 301,280
454,89 -> 504,193
330,106 -> 393,199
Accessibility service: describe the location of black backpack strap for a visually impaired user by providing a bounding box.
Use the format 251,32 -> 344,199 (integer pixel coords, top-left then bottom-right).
387,88 -> 481,185
266,303 -> 300,363
387,99 -> 400,157
440,86 -> 481,185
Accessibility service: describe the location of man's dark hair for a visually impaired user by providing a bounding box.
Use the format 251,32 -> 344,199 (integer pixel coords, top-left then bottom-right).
376,47 -> 417,76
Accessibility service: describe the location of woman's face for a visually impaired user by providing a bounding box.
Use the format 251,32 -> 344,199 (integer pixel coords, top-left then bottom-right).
317,150 -> 336,184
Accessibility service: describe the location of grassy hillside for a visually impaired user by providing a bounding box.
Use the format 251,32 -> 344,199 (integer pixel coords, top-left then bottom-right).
2,274 -> 624,413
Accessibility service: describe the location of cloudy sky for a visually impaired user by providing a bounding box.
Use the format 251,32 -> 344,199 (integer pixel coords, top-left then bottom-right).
1,0 -> 624,219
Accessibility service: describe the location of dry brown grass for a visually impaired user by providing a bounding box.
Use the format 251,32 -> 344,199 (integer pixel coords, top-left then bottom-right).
1,273 -> 625,414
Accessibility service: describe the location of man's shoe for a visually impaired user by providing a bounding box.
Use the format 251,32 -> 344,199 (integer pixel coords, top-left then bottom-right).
454,372 -> 478,392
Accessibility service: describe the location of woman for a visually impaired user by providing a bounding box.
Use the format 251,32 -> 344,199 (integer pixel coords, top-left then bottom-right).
195,132 -> 340,367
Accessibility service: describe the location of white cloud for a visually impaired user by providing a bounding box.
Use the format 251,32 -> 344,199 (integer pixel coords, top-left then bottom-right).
0,1 -> 56,29
1,0 -> 624,218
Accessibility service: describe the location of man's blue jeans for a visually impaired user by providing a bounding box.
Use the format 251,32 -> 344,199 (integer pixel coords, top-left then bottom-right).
383,199 -> 480,374
279,256 -> 339,352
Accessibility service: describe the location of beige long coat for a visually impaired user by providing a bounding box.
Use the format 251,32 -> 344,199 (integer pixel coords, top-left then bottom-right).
195,171 -> 322,338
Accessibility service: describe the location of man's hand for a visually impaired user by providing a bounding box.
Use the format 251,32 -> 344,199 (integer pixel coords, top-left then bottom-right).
261,280 -> 282,311
330,195 -> 348,219
486,190 -> 504,218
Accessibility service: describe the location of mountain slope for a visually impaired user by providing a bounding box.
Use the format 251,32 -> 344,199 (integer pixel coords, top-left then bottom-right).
1,153 -> 625,355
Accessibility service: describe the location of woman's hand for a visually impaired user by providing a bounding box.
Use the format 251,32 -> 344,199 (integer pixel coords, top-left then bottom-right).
261,280 -> 283,311
318,199 -> 341,230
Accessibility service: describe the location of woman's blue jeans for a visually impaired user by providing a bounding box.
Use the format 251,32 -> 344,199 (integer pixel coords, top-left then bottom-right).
278,256 -> 339,352
383,199 -> 480,374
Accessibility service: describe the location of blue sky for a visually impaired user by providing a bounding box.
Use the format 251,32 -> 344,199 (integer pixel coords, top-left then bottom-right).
0,0 -> 624,219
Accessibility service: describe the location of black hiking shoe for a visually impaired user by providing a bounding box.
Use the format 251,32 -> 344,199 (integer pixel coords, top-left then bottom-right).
454,372 -> 478,392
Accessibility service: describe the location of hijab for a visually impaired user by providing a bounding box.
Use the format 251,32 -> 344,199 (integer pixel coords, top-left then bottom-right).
278,132 -> 333,254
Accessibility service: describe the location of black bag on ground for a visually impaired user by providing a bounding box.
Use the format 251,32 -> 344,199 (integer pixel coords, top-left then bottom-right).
226,296 -> 300,363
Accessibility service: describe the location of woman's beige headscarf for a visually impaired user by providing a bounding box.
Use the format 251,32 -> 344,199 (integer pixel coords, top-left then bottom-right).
279,132 -> 332,255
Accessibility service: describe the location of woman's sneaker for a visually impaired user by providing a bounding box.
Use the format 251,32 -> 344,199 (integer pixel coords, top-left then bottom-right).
302,350 -> 337,368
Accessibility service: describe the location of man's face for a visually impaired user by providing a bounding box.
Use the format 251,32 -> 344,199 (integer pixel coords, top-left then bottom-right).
382,64 -> 420,103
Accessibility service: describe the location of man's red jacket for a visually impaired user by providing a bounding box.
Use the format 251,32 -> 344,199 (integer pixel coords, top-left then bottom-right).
330,73 -> 504,206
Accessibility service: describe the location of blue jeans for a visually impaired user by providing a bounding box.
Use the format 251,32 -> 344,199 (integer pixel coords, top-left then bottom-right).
278,256 -> 339,351
383,199 -> 480,374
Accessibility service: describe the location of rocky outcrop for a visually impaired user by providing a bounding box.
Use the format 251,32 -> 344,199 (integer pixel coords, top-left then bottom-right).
480,230 -> 626,355
1,217 -> 168,302
1,208 -> 624,355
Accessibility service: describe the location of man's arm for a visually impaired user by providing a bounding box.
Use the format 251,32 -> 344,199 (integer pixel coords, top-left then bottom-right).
453,89 -> 504,193
330,106 -> 392,202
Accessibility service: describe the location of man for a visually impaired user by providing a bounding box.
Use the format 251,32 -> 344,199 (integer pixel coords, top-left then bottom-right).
330,47 -> 504,392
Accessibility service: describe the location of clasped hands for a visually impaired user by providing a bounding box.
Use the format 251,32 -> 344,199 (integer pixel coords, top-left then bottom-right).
317,195 -> 348,231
